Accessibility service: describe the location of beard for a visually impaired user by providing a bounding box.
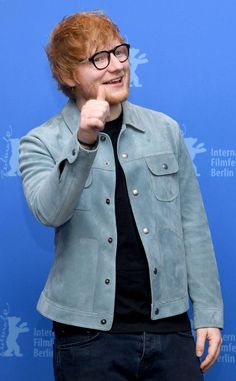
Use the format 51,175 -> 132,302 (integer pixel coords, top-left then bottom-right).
106,70 -> 130,105
105,84 -> 129,105
75,69 -> 130,108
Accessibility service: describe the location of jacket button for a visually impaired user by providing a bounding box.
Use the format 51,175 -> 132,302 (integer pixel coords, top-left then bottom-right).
101,135 -> 106,142
105,279 -> 110,285
106,198 -> 110,204
101,319 -> 107,325
108,237 -> 113,243
72,148 -> 76,156
122,153 -> 128,159
155,308 -> 159,315
153,267 -> 157,275
162,163 -> 168,169
132,189 -> 139,196
143,227 -> 149,234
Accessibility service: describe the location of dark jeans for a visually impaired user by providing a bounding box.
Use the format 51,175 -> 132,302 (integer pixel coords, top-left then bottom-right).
53,330 -> 204,381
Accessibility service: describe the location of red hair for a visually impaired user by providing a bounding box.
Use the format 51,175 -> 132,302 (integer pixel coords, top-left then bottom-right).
46,11 -> 124,99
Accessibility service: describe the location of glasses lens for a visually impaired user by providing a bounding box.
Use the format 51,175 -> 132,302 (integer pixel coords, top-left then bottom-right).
114,44 -> 129,62
92,52 -> 109,69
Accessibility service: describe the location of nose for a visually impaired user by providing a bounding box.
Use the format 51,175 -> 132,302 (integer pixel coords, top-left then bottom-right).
108,53 -> 124,71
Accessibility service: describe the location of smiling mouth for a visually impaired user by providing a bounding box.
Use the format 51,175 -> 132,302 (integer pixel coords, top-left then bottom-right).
103,77 -> 123,85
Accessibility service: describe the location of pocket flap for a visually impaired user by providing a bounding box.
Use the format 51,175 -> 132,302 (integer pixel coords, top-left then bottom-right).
145,153 -> 179,176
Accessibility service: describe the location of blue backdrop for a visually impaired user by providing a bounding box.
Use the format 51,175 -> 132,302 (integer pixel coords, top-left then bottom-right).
1,1 -> 235,380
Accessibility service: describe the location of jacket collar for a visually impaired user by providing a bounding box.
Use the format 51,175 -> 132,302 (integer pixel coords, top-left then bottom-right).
61,99 -> 146,134
122,102 -> 146,132
61,100 -> 80,134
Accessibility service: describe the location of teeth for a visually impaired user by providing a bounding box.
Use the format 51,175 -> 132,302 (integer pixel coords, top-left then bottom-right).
105,78 -> 121,84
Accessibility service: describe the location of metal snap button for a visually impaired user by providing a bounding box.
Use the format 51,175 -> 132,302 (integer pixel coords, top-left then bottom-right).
132,189 -> 139,196
162,163 -> 168,169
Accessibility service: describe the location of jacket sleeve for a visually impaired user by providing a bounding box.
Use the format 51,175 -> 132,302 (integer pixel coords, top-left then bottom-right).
19,130 -> 97,227
177,127 -> 223,329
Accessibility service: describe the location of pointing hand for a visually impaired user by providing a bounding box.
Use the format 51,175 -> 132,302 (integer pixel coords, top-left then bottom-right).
77,85 -> 110,145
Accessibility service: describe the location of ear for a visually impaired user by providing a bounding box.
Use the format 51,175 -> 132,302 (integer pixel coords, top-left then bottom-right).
60,74 -> 77,87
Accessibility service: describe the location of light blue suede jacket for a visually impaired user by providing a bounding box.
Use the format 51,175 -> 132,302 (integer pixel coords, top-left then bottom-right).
19,100 -> 223,330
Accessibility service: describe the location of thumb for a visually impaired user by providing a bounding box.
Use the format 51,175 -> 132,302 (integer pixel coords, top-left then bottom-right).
96,85 -> 106,101
196,328 -> 207,357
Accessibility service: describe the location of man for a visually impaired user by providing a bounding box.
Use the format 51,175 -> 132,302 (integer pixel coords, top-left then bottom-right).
19,11 -> 223,381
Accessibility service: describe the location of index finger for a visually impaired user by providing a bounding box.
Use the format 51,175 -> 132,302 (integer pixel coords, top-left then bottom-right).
200,338 -> 221,371
96,85 -> 106,101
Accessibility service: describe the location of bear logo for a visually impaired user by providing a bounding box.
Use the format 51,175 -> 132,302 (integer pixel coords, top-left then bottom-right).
130,47 -> 148,87
1,316 -> 29,357
184,137 -> 207,176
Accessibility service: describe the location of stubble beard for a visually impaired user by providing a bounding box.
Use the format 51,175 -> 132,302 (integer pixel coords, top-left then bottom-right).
105,86 -> 129,105
75,70 -> 130,108
105,71 -> 130,105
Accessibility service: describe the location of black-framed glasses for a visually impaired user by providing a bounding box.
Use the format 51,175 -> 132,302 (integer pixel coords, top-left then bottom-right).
78,43 -> 130,70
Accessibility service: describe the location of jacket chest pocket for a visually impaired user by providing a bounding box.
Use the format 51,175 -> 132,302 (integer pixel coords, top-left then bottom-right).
145,153 -> 179,201
75,172 -> 93,211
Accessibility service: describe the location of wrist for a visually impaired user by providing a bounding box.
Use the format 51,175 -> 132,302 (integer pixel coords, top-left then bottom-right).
78,138 -> 98,149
